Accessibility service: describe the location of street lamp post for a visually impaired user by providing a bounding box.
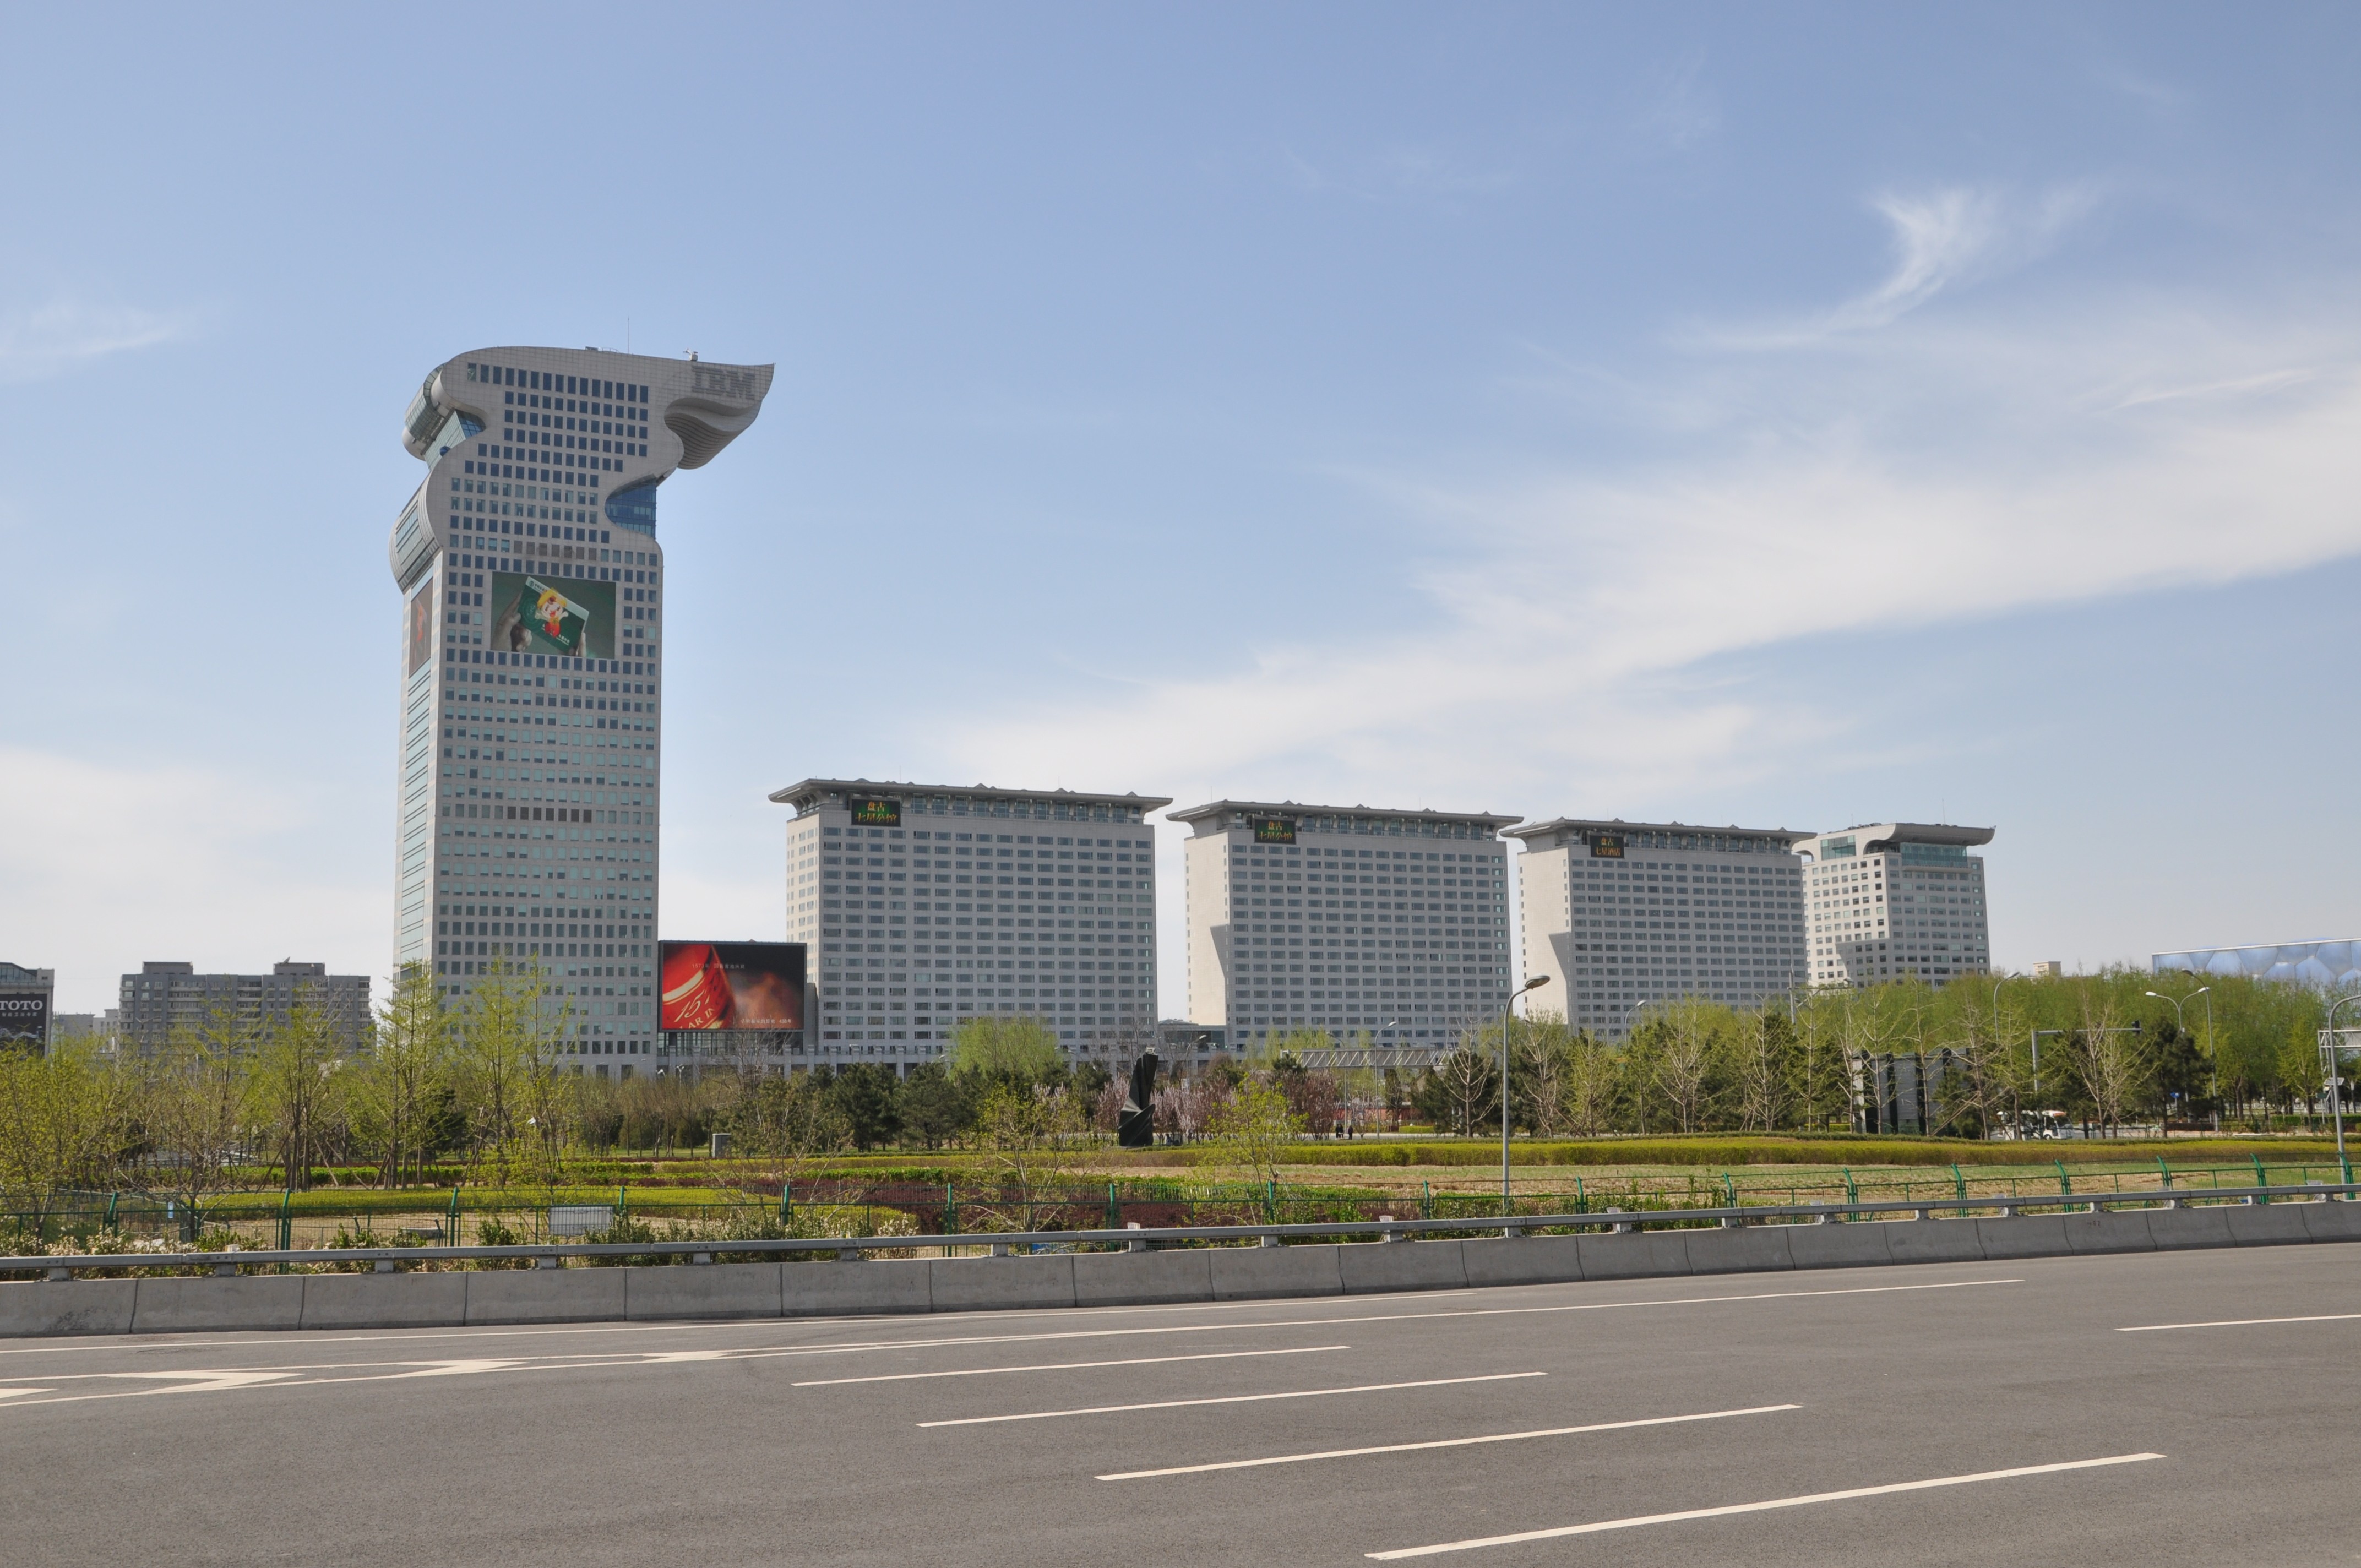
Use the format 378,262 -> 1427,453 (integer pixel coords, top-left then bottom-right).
1501,976 -> 1550,1217
2145,986 -> 2209,1136
2325,993 -> 2361,1183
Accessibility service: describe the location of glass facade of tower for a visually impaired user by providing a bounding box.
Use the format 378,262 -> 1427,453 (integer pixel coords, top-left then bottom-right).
389,349 -> 771,1072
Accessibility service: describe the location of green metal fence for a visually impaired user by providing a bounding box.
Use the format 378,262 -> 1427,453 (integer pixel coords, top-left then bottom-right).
9,1155 -> 2355,1257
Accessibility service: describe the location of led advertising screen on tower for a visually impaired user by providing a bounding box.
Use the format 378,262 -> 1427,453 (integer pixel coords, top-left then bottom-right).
846,796 -> 901,827
1585,832 -> 1625,859
1250,816 -> 1297,844
407,580 -> 435,674
659,941 -> 806,1032
489,572 -> 615,660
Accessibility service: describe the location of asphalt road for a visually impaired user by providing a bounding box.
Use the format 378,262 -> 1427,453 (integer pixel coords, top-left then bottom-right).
3,1245 -> 2356,1566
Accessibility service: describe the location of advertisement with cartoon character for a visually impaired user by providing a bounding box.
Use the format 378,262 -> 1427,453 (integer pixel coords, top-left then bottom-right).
490,572 -> 614,658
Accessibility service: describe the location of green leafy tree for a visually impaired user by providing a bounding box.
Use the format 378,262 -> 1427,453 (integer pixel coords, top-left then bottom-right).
831,1061 -> 905,1150
899,1061 -> 972,1149
2280,1017 -> 2327,1117
353,962 -> 453,1188
950,1015 -> 1062,1087
0,1042 -> 129,1240
1205,1077 -> 1302,1196
455,959 -> 568,1190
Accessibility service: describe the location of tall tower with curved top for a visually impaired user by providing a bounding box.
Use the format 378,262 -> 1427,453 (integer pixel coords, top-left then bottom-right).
389,349 -> 770,1066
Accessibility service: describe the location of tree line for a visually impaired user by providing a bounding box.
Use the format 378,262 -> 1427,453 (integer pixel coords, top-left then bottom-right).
1407,966 -> 2342,1138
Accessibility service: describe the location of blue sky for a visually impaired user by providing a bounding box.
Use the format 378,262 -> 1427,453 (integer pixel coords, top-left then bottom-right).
6,6 -> 2359,1015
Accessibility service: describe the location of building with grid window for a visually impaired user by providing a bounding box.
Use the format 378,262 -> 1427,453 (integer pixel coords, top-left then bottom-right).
117,961 -> 371,1053
1795,823 -> 1993,988
387,347 -> 770,1072
1172,800 -> 1520,1052
768,779 -> 1170,1071
1509,819 -> 1809,1039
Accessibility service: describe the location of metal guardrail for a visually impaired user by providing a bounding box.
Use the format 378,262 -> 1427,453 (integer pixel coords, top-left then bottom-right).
9,1182 -> 2354,1280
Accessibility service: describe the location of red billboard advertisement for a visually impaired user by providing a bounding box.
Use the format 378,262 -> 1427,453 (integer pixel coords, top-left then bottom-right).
659,941 -> 806,1031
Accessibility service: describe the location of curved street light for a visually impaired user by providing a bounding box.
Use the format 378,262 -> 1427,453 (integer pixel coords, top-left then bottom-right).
2325,992 -> 2361,1182
2145,986 -> 2210,1135
1500,976 -> 1550,1217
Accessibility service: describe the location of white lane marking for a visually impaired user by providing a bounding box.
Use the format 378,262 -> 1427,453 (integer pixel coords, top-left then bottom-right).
1100,1403 -> 1799,1480
796,1345 -> 1350,1387
0,1389 -> 52,1400
1364,1452 -> 2168,1559
2120,1312 -> 2361,1332
921,1371 -> 1544,1427
0,1369 -> 304,1409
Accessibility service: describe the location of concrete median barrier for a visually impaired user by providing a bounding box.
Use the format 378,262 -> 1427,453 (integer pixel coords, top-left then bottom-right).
2144,1205 -> 2239,1250
1783,1221 -> 1896,1271
1209,1243 -> 1343,1300
0,1278 -> 135,1338
624,1262 -> 784,1322
1460,1234 -> 1585,1289
784,1257 -> 932,1317
1876,1218 -> 1988,1266
928,1253 -> 1076,1313
2223,1203 -> 2316,1246
2063,1211 -> 2157,1254
300,1271 -> 467,1330
2299,1200 -> 2361,1244
1574,1230 -> 1691,1280
1339,1237 -> 1467,1295
1972,1214 -> 2070,1259
131,1274 -> 305,1334
1073,1248 -> 1214,1307
13,1188 -> 2361,1341
465,1266 -> 626,1325
1680,1226 -> 1797,1275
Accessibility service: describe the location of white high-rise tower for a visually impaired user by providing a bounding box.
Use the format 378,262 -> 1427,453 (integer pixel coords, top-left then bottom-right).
388,349 -> 770,1066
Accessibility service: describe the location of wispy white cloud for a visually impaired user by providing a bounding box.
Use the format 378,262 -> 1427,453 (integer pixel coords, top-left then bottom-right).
0,297 -> 191,382
1279,144 -> 1514,203
1699,184 -> 2099,350
1629,55 -> 1718,154
938,295 -> 2361,836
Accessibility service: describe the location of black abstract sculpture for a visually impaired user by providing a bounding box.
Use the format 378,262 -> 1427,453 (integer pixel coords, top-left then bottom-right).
1117,1049 -> 1160,1148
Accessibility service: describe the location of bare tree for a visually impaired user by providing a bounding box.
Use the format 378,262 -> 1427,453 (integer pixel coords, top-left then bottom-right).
1646,999 -> 1723,1134
133,1009 -> 258,1227
1562,1030 -> 1619,1137
1511,1014 -> 1574,1138
2066,986 -> 2149,1134
1731,1008 -> 1796,1133
1416,1044 -> 1497,1137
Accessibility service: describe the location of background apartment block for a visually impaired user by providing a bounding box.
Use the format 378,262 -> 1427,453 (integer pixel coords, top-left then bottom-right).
390,346 -> 770,1071
117,961 -> 371,1052
1510,819 -> 1808,1039
771,780 -> 1168,1071
1174,800 -> 1519,1052
1794,823 -> 1994,987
